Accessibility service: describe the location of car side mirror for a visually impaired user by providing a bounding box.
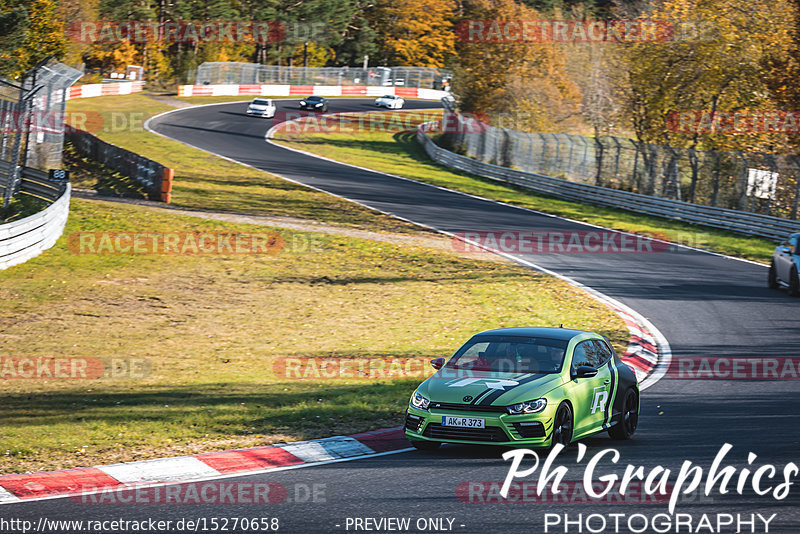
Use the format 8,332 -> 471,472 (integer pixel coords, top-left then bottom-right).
779,246 -> 792,254
572,365 -> 598,379
430,357 -> 445,370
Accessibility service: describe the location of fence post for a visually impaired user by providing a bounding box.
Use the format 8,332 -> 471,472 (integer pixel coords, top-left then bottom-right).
792,156 -> 800,220
551,133 -> 561,176
631,139 -> 641,192
523,132 -> 535,172
566,134 -> 575,177
765,153 -> 777,216
594,136 -> 604,186
736,152 -> 748,211
660,145 -> 679,200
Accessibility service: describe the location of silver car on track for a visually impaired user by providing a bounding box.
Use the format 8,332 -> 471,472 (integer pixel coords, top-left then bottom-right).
769,232 -> 800,296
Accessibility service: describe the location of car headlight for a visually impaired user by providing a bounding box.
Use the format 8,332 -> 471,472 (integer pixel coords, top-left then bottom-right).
315,103 -> 322,107
507,398 -> 547,415
410,391 -> 430,410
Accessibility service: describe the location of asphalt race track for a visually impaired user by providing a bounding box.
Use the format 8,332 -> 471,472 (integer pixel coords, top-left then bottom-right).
5,99 -> 799,533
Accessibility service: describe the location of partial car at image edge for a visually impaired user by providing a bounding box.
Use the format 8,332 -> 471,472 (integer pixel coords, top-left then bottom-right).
405,327 -> 639,451
768,232 -> 800,296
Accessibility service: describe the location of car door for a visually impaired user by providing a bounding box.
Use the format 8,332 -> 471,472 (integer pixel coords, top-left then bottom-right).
568,340 -> 612,436
775,236 -> 797,281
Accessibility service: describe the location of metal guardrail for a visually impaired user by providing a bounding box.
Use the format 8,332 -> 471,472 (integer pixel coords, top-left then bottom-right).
417,123 -> 800,241
0,174 -> 70,270
438,97 -> 800,222
65,128 -> 174,202
0,162 -> 67,202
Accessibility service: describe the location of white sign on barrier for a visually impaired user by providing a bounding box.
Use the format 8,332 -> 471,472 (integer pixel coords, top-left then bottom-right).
746,168 -> 778,200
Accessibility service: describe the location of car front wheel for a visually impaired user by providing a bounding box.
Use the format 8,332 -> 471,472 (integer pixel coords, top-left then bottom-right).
551,402 -> 573,448
790,267 -> 800,297
768,262 -> 779,289
609,388 -> 638,440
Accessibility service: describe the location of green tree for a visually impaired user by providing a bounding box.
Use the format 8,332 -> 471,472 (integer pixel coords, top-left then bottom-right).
0,0 -> 66,77
0,7 -> 28,75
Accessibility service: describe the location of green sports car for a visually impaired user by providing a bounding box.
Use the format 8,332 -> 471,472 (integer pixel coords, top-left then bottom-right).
405,327 -> 639,450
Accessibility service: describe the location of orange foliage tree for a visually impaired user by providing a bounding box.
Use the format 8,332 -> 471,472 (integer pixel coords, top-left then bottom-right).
374,0 -> 456,67
452,0 -> 581,132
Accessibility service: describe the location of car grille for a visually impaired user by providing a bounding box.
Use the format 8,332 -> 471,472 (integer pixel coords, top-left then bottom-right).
428,402 -> 507,414
423,423 -> 510,442
512,421 -> 546,438
405,413 -> 424,432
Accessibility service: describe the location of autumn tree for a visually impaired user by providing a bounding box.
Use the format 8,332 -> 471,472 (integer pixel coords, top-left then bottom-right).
0,0 -> 66,78
623,0 -> 796,151
763,0 -> 800,150
452,0 -> 581,132
56,0 -> 99,68
371,0 -> 456,67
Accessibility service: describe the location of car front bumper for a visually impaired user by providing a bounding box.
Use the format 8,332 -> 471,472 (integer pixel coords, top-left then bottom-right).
404,404 -> 555,447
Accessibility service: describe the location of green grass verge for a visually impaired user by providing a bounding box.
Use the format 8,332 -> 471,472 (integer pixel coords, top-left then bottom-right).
0,199 -> 627,473
274,115 -> 776,263
65,93 -> 422,234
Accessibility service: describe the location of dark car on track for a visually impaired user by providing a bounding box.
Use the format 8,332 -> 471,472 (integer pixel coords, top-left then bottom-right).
769,232 -> 800,296
299,96 -> 328,112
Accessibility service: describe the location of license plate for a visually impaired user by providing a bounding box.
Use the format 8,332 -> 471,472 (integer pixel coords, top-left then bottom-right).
442,416 -> 485,428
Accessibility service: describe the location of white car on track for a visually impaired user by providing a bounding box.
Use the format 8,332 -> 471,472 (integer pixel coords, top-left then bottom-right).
246,98 -> 276,118
375,95 -> 405,109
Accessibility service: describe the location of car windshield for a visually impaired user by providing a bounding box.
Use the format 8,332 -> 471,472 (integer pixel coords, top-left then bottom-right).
252,99 -> 269,105
445,335 -> 568,374
305,96 -> 323,101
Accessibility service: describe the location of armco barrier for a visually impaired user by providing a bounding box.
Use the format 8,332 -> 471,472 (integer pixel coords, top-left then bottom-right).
0,167 -> 71,270
178,84 -> 449,100
417,123 -> 800,241
66,128 -> 173,203
67,82 -> 144,100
